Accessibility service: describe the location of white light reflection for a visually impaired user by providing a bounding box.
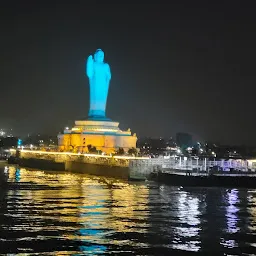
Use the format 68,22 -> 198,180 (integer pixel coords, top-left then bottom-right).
220,238 -> 236,249
4,166 -> 8,174
172,192 -> 201,252
226,189 -> 240,234
247,190 -> 256,232
220,189 -> 240,250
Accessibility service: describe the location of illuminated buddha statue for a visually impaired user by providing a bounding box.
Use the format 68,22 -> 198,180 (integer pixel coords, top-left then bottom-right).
86,49 -> 111,119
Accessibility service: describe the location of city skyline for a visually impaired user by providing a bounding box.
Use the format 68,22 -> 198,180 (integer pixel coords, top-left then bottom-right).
1,2 -> 256,145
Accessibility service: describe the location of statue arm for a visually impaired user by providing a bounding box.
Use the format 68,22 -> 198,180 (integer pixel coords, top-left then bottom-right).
86,55 -> 94,78
105,63 -> 111,82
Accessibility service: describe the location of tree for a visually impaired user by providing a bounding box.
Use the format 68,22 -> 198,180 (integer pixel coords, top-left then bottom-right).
128,147 -> 137,156
116,147 -> 125,155
0,137 -> 18,148
88,144 -> 97,153
91,146 -> 97,153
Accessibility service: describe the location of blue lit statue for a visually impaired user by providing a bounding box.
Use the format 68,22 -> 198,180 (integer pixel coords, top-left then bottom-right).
86,49 -> 111,119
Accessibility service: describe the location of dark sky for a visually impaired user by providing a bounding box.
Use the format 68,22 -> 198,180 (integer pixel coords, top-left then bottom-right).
1,2 -> 256,145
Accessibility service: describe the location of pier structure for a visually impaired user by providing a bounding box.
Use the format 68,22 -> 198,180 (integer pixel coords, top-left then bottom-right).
10,149 -> 256,179
129,157 -> 256,176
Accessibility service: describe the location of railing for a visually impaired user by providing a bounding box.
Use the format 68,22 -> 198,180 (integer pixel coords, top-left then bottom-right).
162,159 -> 250,171
129,158 -> 254,172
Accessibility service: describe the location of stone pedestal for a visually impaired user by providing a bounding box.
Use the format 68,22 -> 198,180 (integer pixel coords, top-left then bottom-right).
58,119 -> 137,154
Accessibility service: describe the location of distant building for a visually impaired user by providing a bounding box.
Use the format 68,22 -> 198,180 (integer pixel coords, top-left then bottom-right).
137,137 -> 178,156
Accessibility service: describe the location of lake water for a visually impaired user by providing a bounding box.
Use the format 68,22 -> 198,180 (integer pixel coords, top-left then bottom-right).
0,165 -> 256,255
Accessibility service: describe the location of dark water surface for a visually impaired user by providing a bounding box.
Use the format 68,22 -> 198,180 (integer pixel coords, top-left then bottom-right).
1,165 -> 256,255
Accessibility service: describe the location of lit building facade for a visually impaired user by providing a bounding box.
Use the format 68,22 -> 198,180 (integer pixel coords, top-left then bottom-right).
58,120 -> 137,154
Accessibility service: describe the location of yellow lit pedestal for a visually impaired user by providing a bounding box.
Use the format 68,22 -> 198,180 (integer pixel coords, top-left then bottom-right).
58,120 -> 137,154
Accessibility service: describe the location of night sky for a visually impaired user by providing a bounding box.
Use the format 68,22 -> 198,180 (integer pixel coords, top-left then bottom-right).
1,2 -> 256,145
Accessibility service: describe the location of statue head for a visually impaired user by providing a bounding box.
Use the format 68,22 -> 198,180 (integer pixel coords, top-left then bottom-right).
94,49 -> 104,63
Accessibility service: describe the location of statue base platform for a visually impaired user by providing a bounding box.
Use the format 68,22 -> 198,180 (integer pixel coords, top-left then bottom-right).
87,115 -> 112,121
58,118 -> 137,154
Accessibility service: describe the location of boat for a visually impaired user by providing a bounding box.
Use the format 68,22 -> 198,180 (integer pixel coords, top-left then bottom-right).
150,170 -> 256,188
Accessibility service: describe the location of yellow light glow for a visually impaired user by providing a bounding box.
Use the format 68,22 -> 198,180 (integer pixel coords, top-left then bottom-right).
71,128 -> 81,131
86,128 -> 117,132
5,165 -> 150,250
10,149 -> 150,160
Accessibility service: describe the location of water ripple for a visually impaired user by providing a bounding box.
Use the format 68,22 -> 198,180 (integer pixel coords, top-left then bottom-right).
0,166 -> 256,255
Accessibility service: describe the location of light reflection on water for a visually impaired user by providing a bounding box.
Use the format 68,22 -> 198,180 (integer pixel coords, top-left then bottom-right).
172,192 -> 201,252
0,166 -> 256,255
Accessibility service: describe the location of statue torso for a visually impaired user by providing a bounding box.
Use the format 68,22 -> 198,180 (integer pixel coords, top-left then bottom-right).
93,62 -> 107,78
